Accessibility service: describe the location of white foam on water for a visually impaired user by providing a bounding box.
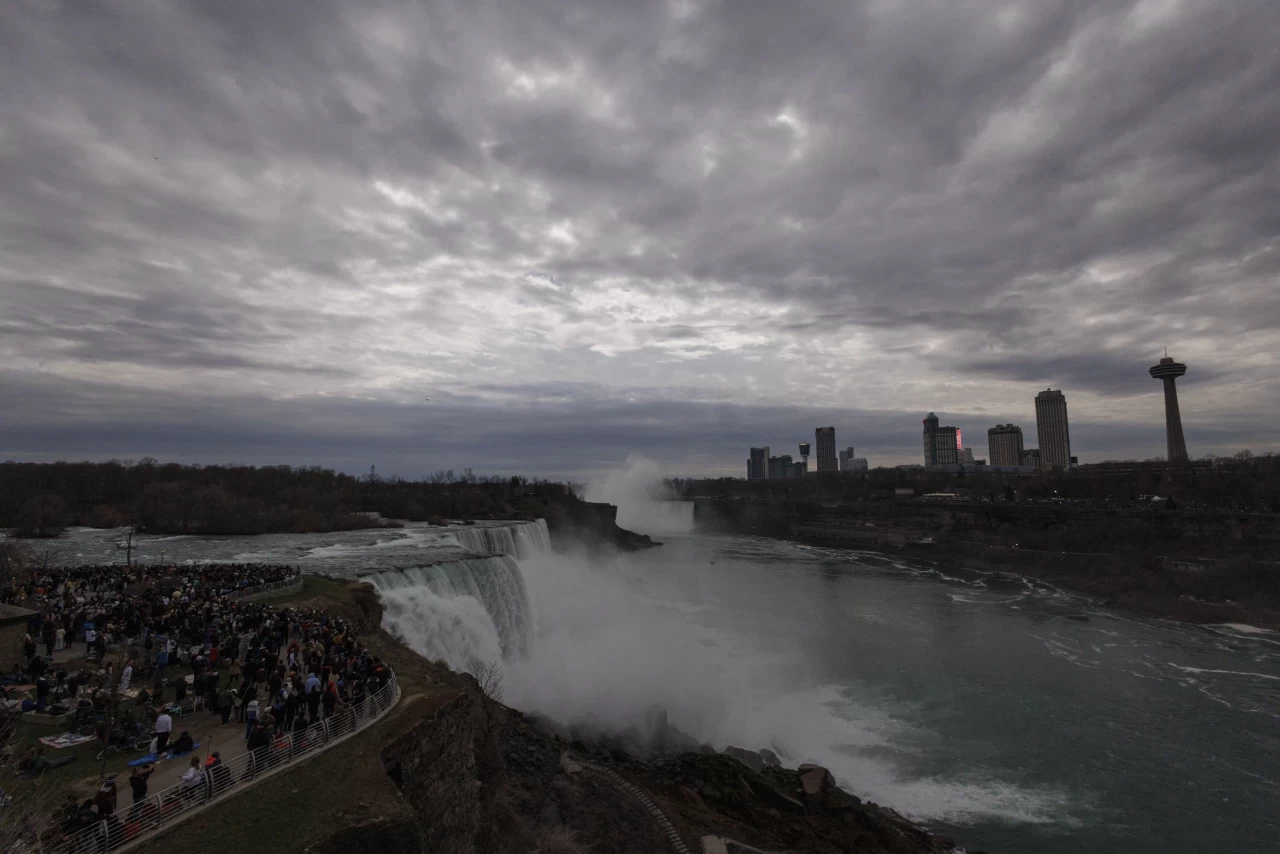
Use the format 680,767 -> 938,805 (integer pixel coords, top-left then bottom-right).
1218,623 -> 1276,635
1170,664 -> 1280,682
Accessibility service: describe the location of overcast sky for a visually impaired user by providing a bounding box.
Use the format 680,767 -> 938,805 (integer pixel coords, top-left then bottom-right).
2,0 -> 1277,478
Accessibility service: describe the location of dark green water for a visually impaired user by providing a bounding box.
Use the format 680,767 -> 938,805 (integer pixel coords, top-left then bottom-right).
613,532 -> 1279,854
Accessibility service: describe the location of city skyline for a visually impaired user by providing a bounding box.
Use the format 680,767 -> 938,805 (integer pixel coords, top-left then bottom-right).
739,358 -> 1216,480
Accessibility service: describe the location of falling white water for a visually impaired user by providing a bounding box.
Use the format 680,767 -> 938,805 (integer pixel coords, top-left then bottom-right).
371,555 -> 532,659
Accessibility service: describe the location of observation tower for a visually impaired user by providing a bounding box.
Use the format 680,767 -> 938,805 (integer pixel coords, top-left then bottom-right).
1149,353 -> 1189,464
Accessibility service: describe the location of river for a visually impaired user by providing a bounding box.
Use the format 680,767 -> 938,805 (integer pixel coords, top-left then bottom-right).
44,513 -> 1279,853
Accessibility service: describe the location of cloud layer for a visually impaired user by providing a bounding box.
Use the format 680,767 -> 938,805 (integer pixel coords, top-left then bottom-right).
2,0 -> 1277,476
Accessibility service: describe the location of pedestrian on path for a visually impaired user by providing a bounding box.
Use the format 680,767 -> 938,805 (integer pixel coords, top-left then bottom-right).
154,709 -> 173,754
218,686 -> 235,726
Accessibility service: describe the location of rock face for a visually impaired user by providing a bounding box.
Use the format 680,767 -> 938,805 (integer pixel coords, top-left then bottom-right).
543,498 -> 659,552
367,674 -> 957,854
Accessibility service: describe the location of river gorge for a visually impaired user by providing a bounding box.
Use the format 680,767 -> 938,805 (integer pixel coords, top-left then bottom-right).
47,506 -> 1279,854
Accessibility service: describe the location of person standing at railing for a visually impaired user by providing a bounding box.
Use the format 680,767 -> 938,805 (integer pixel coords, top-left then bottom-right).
321,679 -> 341,721
243,696 -> 259,742
205,751 -> 230,797
128,763 -> 154,819
244,720 -> 270,779
180,757 -> 203,804
305,675 -> 321,725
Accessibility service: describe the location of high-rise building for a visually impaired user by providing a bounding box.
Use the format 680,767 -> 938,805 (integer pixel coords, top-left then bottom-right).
958,447 -> 975,465
851,458 -> 869,472
1021,448 -> 1041,468
769,454 -> 802,479
1149,354 -> 1189,463
987,424 -> 1025,467
922,413 -> 938,463
786,456 -> 808,478
1034,389 -> 1071,470
815,427 -> 837,472
838,447 -> 856,472
747,446 -> 769,480
922,413 -> 959,465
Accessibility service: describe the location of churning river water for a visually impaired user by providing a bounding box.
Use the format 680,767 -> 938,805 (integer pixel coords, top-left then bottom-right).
47,510 -> 1279,854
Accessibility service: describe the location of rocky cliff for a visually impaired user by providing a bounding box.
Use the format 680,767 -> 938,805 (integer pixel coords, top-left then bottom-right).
373,672 -> 960,854
543,498 -> 659,553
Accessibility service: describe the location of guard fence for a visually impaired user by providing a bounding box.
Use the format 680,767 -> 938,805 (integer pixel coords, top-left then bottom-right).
44,668 -> 398,854
219,575 -> 304,602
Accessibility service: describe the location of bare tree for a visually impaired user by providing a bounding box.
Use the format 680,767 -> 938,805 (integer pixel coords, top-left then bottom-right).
466,656 -> 505,741
0,705 -> 74,854
467,656 -> 504,703
0,539 -> 33,588
113,525 -> 138,567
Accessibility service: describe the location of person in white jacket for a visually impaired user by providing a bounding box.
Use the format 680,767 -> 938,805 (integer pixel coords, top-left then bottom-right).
180,757 -> 204,802
154,710 -> 173,754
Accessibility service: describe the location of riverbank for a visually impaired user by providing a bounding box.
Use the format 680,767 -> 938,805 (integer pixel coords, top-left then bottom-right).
693,497 -> 1280,631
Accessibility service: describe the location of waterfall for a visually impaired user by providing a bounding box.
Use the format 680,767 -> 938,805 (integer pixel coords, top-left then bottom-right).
371,555 -> 532,661
513,518 -> 552,557
446,519 -> 551,559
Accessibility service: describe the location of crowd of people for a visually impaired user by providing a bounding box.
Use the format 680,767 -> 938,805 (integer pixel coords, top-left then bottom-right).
3,561 -> 395,851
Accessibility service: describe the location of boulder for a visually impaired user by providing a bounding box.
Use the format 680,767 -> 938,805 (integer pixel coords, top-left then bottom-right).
723,746 -> 765,773
797,763 -> 836,796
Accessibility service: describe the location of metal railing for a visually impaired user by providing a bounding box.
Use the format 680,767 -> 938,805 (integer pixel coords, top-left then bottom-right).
219,574 -> 304,602
44,670 -> 398,854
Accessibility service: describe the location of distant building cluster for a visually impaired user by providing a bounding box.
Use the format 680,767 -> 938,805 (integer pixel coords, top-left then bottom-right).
922,390 -> 1077,473
839,447 -> 868,472
921,413 -> 960,466
746,429 -> 867,480
747,444 -> 806,480
918,389 -> 1075,473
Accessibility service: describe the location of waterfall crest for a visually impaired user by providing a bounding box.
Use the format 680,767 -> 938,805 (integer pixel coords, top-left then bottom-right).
446,519 -> 551,559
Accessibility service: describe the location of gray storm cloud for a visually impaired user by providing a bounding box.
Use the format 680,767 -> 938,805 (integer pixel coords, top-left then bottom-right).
1,0 -> 1277,475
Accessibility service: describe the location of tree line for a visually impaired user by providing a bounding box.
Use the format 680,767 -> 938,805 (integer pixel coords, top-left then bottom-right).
0,459 -> 571,538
